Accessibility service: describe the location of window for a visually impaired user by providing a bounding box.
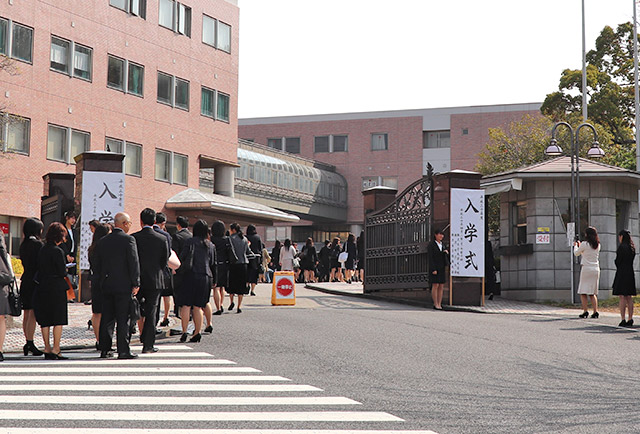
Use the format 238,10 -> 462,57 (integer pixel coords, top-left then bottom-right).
159,0 -> 191,37
50,36 -> 92,80
201,86 -> 214,118
1,113 -> 30,155
106,137 -> 142,176
108,55 -> 144,96
110,0 -> 146,18
315,135 -> 348,153
555,198 -> 589,238
511,201 -> 527,245
267,138 -> 282,150
155,149 -> 187,184
423,131 -> 450,148
217,21 -> 231,53
0,19 -> 33,62
47,124 -> 90,164
107,55 -> 125,90
202,15 -> 231,53
361,176 -> 397,191
371,133 -> 388,151
285,137 -> 300,154
216,91 -> 229,122
617,200 -> 630,234
157,71 -> 189,110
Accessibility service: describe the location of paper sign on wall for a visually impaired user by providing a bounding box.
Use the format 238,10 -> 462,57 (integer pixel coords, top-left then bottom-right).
450,188 -> 485,277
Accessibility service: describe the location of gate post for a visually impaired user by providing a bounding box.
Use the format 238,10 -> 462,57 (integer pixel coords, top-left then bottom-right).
432,170 -> 484,306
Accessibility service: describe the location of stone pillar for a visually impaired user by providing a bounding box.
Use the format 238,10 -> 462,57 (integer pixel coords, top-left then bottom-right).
362,186 -> 397,216
214,165 -> 235,198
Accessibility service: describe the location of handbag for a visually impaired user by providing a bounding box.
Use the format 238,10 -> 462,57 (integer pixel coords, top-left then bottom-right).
129,295 -> 141,321
338,251 -> 349,263
168,249 -> 181,271
7,277 -> 21,316
64,276 -> 76,301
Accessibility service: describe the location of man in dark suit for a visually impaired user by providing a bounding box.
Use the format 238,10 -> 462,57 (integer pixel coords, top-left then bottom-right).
171,216 -> 192,316
94,212 -> 140,359
60,210 -> 78,291
153,212 -> 173,328
132,208 -> 169,353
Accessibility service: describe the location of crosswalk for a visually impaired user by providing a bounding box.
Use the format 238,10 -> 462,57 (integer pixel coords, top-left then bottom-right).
0,344 -> 437,434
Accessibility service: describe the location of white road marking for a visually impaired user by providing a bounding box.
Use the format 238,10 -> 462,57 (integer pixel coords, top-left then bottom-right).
0,358 -> 235,365
128,345 -> 192,351
0,395 -> 360,406
0,410 -> 402,422
3,430 -> 438,434
0,375 -> 289,382
0,384 -> 322,392
0,367 -> 260,373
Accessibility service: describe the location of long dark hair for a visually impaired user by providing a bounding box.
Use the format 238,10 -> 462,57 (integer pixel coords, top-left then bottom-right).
23,217 -> 44,240
584,226 -> 600,249
88,223 -> 111,257
619,229 -> 635,253
283,238 -> 291,249
193,220 -> 210,247
230,222 -> 243,237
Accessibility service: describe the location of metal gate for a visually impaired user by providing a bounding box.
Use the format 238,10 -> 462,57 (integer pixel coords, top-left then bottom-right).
364,165 -> 433,292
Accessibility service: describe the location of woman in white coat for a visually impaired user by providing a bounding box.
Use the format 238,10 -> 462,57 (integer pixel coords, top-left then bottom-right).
574,226 -> 600,319
279,239 -> 297,271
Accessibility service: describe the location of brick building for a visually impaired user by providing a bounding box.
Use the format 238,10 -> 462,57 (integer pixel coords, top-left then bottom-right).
239,103 -> 542,236
0,0 -> 241,253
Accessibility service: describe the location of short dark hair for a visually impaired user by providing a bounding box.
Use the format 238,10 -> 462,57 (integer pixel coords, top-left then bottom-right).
193,220 -> 209,239
155,212 -> 167,224
46,222 -> 67,244
88,219 -> 100,229
140,208 -> 156,226
246,224 -> 257,236
176,216 -> 189,228
211,220 -> 226,238
23,217 -> 44,239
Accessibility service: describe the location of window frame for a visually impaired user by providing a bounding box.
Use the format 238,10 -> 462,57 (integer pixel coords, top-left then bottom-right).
371,133 -> 389,151
105,137 -> 142,177
1,19 -> 34,64
423,130 -> 451,149
108,55 -> 144,97
50,35 -> 93,81
511,201 -> 527,245
155,148 -> 188,185
157,71 -> 189,110
107,55 -> 126,91
46,123 -> 90,164
200,86 -> 215,118
109,0 -> 146,19
314,134 -> 348,153
216,91 -> 229,122
1,113 -> 30,155
159,0 -> 191,37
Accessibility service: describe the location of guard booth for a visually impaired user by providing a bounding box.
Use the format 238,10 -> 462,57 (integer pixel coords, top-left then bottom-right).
363,166 -> 485,307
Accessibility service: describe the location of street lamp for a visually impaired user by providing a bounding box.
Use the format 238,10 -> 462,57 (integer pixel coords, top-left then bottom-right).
544,121 -> 604,303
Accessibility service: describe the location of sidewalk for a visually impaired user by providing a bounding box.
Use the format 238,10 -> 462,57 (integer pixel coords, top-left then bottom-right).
3,302 -> 180,354
305,281 -> 619,318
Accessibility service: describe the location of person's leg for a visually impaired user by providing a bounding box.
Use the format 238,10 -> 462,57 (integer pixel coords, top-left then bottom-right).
250,283 -> 256,295
192,307 -> 203,335
180,305 -> 190,333
228,294 -> 235,309
99,294 -> 116,352
0,315 -> 5,352
92,313 -> 101,343
620,296 -> 627,320
162,296 -> 171,322
141,288 -> 161,349
41,326 -> 51,353
580,294 -> 588,312
590,294 -> 598,313
436,284 -> 444,308
237,294 -> 244,310
114,293 -> 132,355
203,303 -> 212,329
52,325 -> 63,354
627,296 -> 634,321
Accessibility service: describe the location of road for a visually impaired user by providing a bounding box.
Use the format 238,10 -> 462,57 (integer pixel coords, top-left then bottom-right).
1,284 -> 639,433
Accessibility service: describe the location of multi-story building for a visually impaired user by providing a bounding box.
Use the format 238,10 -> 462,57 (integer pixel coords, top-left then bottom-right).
239,103 -> 542,237
0,0 -> 243,253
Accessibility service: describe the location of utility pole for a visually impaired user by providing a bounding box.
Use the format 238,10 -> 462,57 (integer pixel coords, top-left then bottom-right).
582,0 -> 588,122
634,0 -> 640,171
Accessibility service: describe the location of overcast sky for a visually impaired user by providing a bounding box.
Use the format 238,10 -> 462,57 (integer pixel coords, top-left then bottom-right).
237,0 -> 634,119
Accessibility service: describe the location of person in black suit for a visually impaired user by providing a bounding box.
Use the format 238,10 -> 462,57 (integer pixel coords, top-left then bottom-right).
19,217 -> 45,356
34,222 -> 70,360
132,208 -> 169,353
246,225 -> 263,296
427,229 -> 448,310
153,212 -> 173,328
93,212 -> 140,359
172,216 -> 192,317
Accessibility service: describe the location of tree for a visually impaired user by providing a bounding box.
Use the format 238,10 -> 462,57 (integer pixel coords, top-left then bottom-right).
541,22 -> 637,156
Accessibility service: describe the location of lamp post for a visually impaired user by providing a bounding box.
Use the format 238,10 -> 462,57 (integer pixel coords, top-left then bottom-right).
545,122 -> 604,303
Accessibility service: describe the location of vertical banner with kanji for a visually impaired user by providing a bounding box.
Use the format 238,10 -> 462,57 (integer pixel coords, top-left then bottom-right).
450,188 -> 485,277
79,171 -> 125,270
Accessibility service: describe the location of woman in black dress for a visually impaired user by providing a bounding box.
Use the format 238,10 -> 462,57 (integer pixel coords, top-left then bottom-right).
356,231 -> 365,283
246,225 -> 263,296
19,217 -> 45,356
343,233 -> 357,284
329,237 -> 342,282
270,240 -> 282,272
34,222 -> 70,360
178,220 -> 216,342
211,220 -> 229,316
88,223 -> 111,350
613,229 -> 636,327
300,238 -> 318,283
0,234 -> 14,361
427,229 -> 448,310
227,222 -> 252,313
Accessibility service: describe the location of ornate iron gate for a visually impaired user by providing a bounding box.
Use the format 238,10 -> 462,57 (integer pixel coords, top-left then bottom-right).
364,166 -> 433,292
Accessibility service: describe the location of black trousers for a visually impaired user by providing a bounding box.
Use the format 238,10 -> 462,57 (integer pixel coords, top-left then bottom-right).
137,286 -> 161,349
100,292 -> 132,355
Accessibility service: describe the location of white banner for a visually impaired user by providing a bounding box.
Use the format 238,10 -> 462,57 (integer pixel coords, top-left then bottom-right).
450,188 -> 485,277
79,171 -> 125,270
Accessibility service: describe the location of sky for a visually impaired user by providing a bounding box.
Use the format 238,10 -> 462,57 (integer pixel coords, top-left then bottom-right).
237,0 -> 635,119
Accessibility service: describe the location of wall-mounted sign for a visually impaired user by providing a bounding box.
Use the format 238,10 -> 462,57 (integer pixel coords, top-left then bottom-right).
536,227 -> 550,244
450,188 -> 485,277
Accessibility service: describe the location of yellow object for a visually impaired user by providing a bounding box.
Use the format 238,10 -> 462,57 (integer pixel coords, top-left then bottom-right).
11,257 -> 24,276
271,271 -> 296,306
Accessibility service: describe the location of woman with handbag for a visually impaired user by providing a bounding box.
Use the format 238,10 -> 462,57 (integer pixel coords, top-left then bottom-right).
19,218 -> 45,356
34,222 -> 70,360
211,221 -> 230,316
300,238 -> 318,283
227,223 -> 252,313
342,233 -> 357,284
245,225 -> 263,296
177,220 -> 216,342
0,234 -> 19,361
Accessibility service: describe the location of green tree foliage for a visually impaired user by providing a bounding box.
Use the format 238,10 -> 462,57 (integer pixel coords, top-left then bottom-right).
541,22 -> 637,159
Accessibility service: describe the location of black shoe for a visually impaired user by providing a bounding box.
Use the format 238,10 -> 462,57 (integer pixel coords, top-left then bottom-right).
220,306 -> 224,313
142,347 -> 158,353
100,350 -> 114,358
179,333 -> 189,343
155,328 -> 163,335
44,352 -> 56,360
0,352 -> 3,362
237,308 -> 242,314
579,311 -> 589,318
591,312 -> 599,319
95,342 -> 100,351
619,319 -> 628,327
627,319 -> 634,327
23,341 -> 44,356
160,318 -> 170,327
189,333 -> 202,343
52,353 -> 68,360
87,319 -> 92,330
204,325 -> 213,333
250,291 -> 256,296
213,310 -> 222,316
228,302 -> 235,311
169,329 -> 183,336
118,353 -> 138,359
